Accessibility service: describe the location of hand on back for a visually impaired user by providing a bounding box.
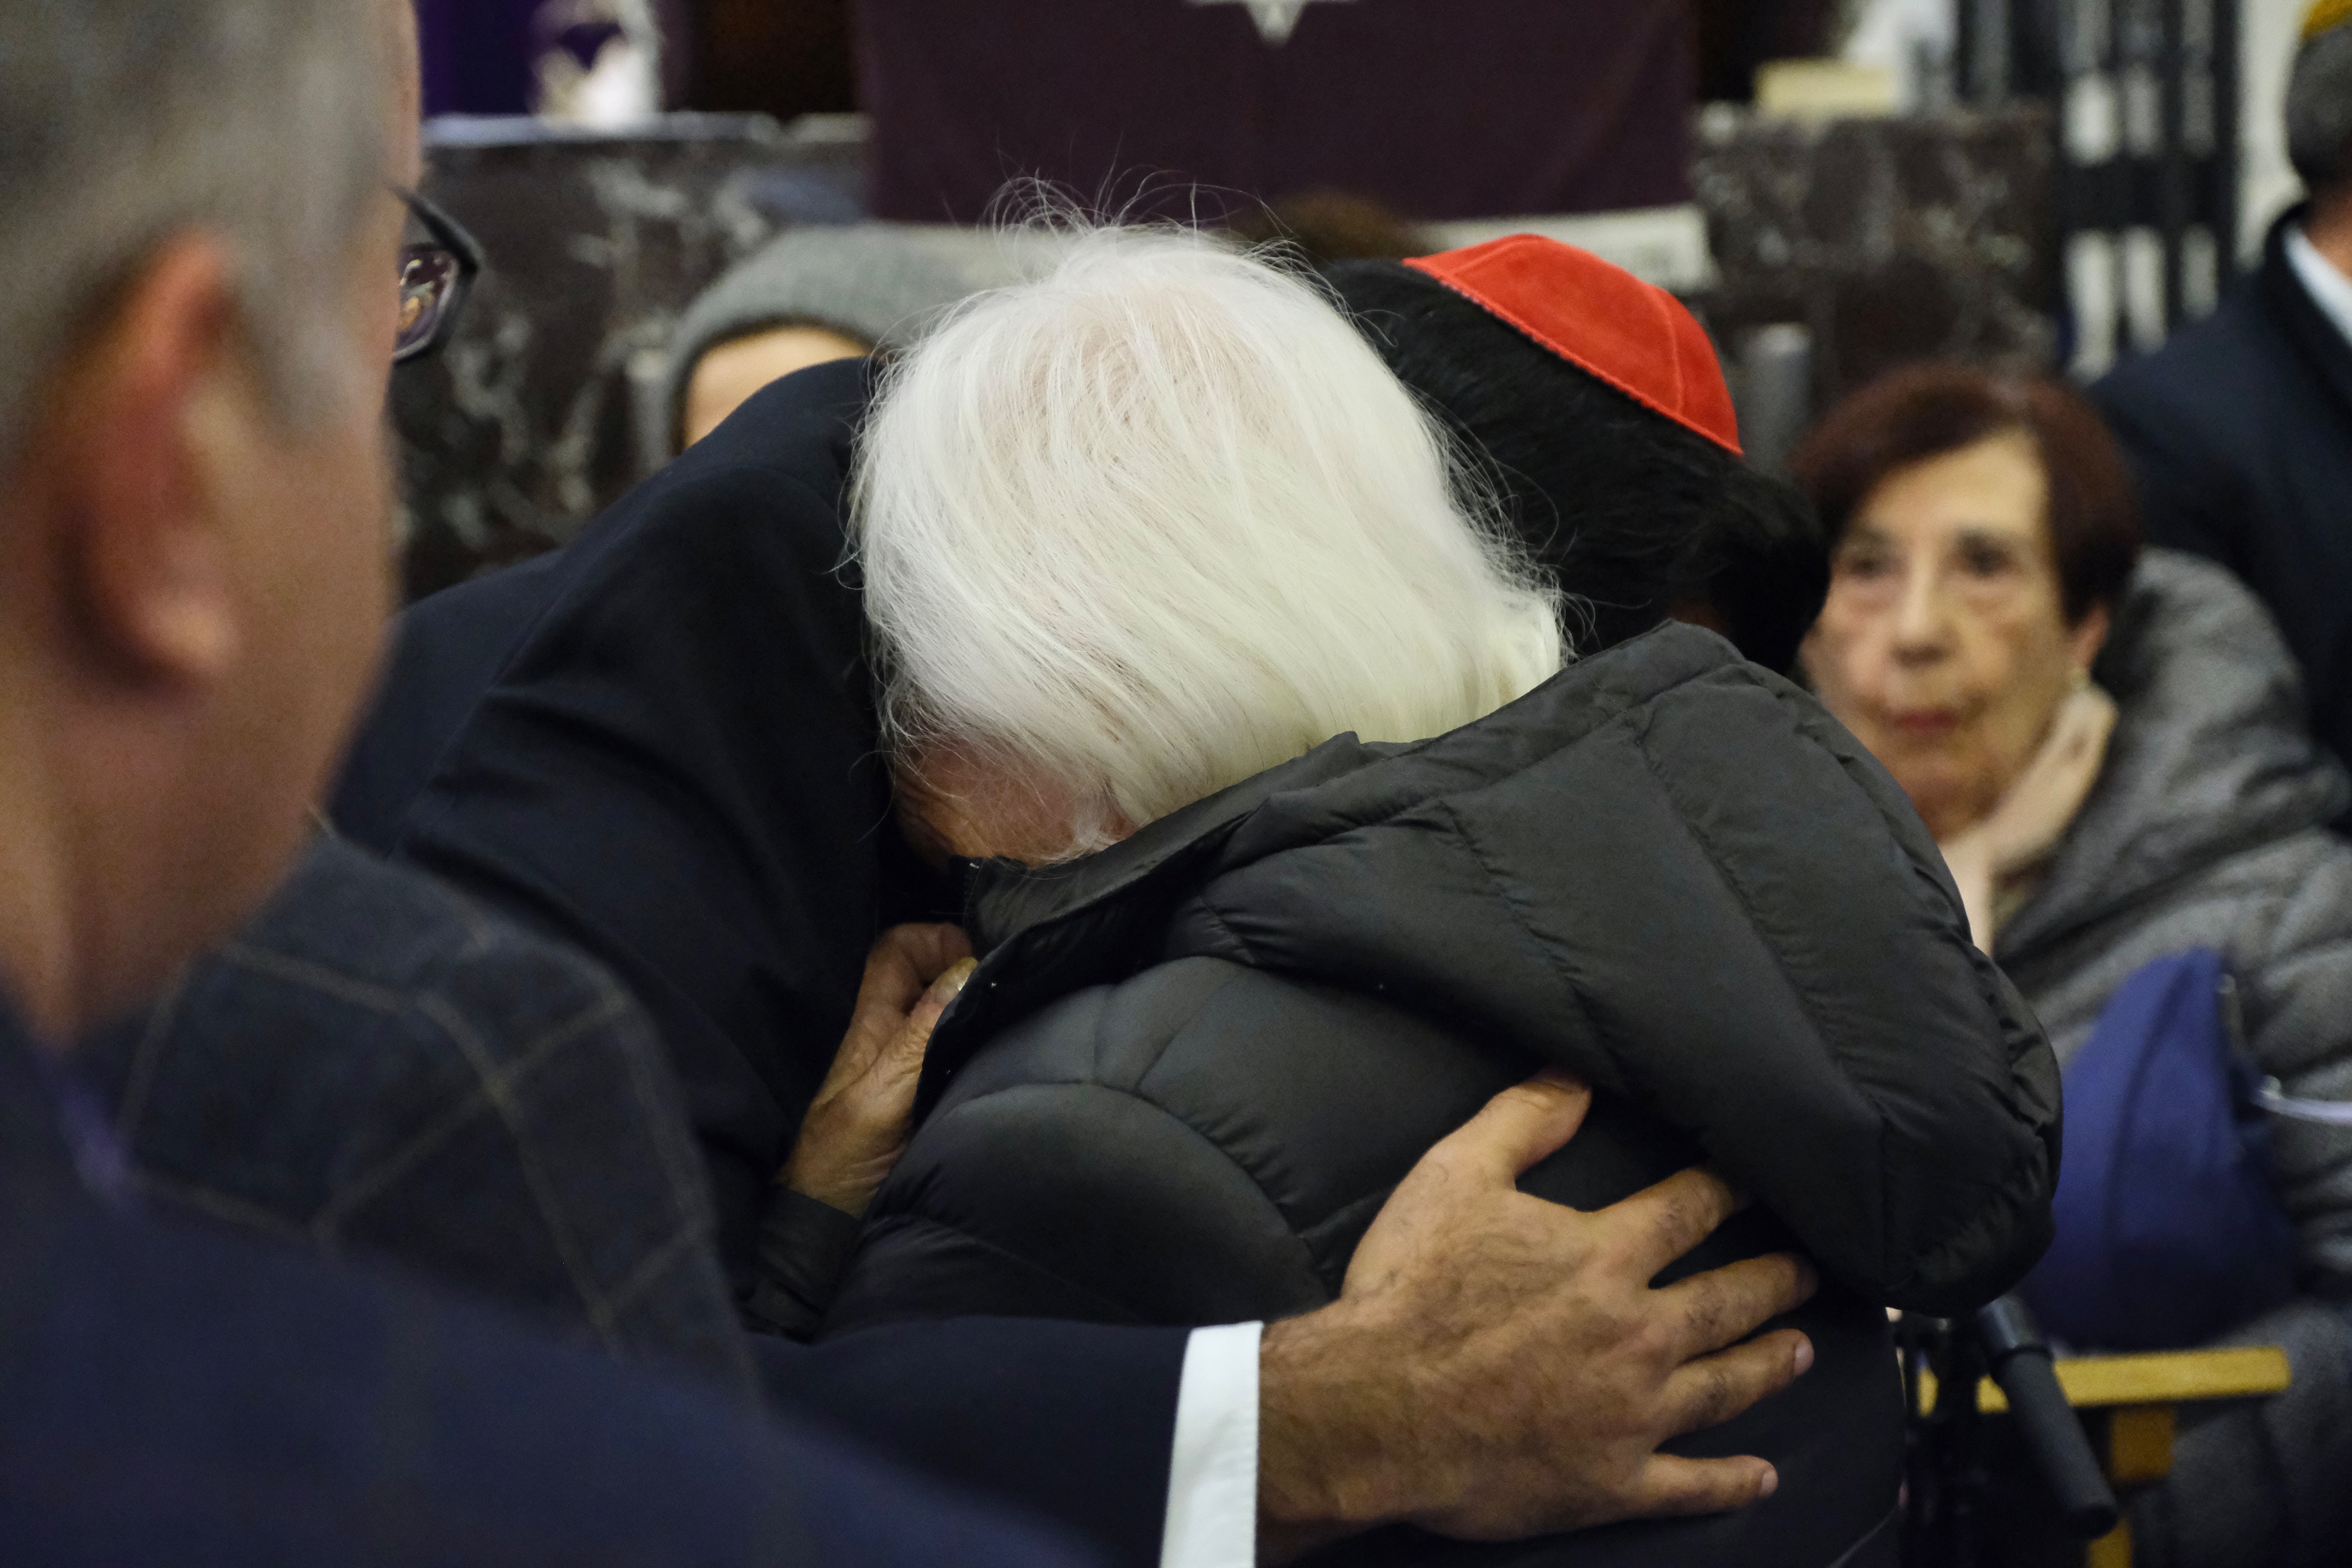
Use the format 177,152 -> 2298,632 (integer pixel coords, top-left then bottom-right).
1258,1071 -> 1817,1559
792,961 -> 1823,1555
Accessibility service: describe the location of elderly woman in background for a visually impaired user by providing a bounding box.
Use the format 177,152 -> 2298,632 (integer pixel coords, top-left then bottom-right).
1793,363 -> 2352,1568
819,229 -> 2063,1566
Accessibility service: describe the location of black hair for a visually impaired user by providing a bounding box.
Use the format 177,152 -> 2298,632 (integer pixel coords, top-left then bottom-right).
1321,261 -> 1828,673
2288,24 -> 2352,201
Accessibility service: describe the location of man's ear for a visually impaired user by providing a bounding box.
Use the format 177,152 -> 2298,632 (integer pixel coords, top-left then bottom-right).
53,235 -> 246,684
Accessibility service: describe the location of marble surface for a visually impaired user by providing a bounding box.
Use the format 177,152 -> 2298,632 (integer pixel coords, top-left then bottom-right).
1690,104 -> 2060,414
395,107 -> 2059,597
394,114 -> 862,598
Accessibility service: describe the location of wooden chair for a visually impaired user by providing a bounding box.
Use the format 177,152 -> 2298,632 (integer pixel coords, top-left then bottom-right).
1918,1345 -> 2292,1567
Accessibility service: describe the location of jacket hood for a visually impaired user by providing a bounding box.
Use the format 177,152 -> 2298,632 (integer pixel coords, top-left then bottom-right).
2000,549 -> 2350,961
929,624 -> 2059,1315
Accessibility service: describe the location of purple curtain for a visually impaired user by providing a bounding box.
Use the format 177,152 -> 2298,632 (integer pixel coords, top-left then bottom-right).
416,0 -> 540,116
861,0 -> 1696,223
415,1 -> 689,118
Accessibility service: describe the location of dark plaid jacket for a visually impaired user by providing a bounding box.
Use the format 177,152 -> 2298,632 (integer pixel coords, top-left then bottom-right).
80,834 -> 759,1394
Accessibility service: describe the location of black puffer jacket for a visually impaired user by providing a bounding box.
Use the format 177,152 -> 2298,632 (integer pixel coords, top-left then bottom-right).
827,625 -> 2060,1565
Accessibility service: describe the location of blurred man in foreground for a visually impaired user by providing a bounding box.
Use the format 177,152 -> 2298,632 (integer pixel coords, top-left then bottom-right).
0,0 -> 1092,1559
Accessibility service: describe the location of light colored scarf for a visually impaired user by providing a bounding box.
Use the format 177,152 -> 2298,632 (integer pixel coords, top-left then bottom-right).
1936,683 -> 2119,952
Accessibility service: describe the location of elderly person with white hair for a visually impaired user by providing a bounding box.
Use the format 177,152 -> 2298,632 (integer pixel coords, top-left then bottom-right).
823,228 -> 2061,1566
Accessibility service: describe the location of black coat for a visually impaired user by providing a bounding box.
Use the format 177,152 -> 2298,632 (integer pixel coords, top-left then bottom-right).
2093,210 -> 2352,771
350,359 -> 953,1284
336,363 -> 1198,1566
829,626 -> 2061,1566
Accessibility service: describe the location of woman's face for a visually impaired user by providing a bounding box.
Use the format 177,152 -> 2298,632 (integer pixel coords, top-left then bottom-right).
1801,431 -> 2108,839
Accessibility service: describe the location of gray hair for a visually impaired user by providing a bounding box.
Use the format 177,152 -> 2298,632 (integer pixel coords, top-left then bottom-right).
2288,22 -> 2352,198
0,0 -> 388,470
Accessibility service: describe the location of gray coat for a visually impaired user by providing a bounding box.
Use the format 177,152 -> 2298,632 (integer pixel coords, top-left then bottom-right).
1995,549 -> 2352,1568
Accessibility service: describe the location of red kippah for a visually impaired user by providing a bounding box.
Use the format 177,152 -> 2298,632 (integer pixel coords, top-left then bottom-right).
1404,235 -> 1743,456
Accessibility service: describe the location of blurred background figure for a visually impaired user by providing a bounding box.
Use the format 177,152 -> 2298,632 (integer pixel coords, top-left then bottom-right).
2092,2 -> 2352,789
1793,364 -> 2352,1568
666,195 -> 1432,453
532,0 -> 668,124
662,226 -> 1022,450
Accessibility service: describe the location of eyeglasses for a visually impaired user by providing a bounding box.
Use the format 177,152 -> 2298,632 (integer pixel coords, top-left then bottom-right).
393,187 -> 485,366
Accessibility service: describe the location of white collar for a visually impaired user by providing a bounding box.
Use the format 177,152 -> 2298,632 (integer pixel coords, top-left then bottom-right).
2285,223 -> 2352,351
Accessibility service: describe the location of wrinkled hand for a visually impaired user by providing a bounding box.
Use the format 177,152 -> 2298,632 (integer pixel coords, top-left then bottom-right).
780,924 -> 976,1218
1257,1071 -> 1817,1561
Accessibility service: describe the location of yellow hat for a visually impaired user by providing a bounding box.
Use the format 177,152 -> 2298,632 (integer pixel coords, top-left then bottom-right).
2309,0 -> 2352,40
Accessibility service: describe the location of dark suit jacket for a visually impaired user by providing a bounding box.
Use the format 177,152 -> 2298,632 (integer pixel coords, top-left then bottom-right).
2092,210 -> 2352,769
332,360 -> 1194,1565
340,359 -> 939,1279
0,994 -> 1102,1567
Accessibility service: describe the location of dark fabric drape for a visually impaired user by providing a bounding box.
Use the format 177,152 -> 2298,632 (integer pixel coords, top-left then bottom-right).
415,0 -> 539,116
861,0 -> 1696,223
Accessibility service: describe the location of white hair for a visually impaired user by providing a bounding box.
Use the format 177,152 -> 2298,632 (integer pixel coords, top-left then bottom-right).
853,226 -> 1566,857
0,0 -> 386,470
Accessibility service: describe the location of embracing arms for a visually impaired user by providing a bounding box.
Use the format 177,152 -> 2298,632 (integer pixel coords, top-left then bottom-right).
767,1066 -> 1813,1567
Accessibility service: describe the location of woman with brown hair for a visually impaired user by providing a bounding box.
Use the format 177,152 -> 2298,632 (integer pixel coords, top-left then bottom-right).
1793,363 -> 2352,1568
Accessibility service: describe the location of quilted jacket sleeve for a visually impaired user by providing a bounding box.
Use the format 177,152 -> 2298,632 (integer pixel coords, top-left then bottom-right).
2231,835 -> 2352,1294
1192,656 -> 2063,1315
826,958 -> 1518,1337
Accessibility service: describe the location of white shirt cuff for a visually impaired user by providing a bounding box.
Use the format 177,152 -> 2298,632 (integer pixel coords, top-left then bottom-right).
2287,223 -> 2352,351
1160,1321 -> 1263,1568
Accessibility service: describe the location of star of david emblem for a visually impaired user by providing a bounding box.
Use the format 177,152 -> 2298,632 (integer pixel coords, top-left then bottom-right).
1188,0 -> 1357,47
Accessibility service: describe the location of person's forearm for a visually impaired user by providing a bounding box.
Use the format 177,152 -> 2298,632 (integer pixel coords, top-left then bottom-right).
752,1318 -> 1193,1567
1255,1304 -> 1409,1561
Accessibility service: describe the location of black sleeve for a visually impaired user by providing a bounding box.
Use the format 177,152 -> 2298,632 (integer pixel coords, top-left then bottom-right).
749,1318 -> 1192,1568
744,1187 -> 865,1340
2090,373 -> 2246,572
388,390 -> 924,1293
328,548 -> 570,854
